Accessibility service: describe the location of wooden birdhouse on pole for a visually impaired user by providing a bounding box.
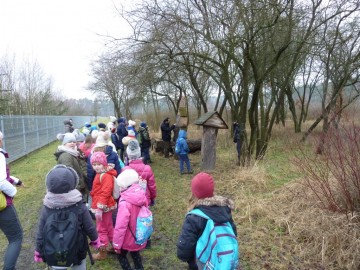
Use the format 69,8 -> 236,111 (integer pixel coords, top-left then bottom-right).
194,111 -> 228,170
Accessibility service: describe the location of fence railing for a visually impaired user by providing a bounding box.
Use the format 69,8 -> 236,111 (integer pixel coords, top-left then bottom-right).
0,115 -> 92,163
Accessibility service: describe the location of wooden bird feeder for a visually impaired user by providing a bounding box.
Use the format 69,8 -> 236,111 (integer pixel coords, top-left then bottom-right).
194,111 -> 228,170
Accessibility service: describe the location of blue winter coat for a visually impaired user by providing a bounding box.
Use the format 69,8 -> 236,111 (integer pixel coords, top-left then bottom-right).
176,130 -> 189,155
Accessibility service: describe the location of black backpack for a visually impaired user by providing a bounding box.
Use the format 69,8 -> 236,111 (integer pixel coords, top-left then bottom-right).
41,204 -> 84,267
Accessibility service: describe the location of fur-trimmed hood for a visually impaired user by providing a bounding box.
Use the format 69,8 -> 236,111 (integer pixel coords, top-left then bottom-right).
191,195 -> 235,224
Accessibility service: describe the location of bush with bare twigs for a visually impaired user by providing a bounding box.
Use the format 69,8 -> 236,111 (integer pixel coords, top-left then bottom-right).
294,121 -> 360,218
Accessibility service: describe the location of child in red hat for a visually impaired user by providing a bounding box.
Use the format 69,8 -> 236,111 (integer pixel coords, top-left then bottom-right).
176,172 -> 238,269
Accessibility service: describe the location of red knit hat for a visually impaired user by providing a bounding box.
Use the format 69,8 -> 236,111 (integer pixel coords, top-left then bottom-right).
191,172 -> 215,199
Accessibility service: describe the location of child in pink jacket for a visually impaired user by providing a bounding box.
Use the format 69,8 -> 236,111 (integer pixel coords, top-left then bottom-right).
124,139 -> 157,206
114,169 -> 147,270
90,151 -> 117,260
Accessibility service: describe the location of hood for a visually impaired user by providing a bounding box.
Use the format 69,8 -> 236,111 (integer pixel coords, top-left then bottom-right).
178,129 -> 187,139
120,184 -> 147,207
106,168 -> 118,177
118,117 -> 126,124
194,195 -> 234,223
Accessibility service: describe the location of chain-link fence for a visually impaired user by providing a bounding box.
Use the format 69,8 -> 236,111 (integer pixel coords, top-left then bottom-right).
0,115 -> 92,163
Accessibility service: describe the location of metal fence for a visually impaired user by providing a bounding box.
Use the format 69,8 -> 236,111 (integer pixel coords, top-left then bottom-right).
0,115 -> 92,163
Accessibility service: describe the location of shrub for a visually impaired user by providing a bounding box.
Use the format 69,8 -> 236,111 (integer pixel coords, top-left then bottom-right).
294,121 -> 360,219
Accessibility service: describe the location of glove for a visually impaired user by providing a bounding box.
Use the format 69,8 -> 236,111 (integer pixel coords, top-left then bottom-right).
34,251 -> 43,263
89,237 -> 101,249
150,199 -> 155,206
95,209 -> 103,221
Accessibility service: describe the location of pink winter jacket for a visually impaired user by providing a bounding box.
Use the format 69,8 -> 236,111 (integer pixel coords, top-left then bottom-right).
113,184 -> 148,251
123,160 -> 157,205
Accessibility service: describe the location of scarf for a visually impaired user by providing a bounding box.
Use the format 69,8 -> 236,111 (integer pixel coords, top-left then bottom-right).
57,145 -> 79,157
43,189 -> 83,209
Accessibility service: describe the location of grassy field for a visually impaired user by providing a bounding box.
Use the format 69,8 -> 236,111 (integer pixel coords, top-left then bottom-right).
0,126 -> 357,269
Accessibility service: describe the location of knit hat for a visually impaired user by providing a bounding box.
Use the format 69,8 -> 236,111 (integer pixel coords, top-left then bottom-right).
116,168 -> 139,189
191,172 -> 215,199
76,133 -> 86,142
57,133 -> 77,145
84,122 -> 91,128
98,122 -> 106,130
128,120 -> 136,127
128,130 -> 135,137
45,165 -> 79,194
126,140 -> 141,160
90,151 -> 108,166
140,122 -> 147,128
93,130 -> 110,147
110,116 -> 117,123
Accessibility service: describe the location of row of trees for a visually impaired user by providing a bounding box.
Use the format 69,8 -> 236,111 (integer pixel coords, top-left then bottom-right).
88,0 -> 360,162
0,55 -> 105,116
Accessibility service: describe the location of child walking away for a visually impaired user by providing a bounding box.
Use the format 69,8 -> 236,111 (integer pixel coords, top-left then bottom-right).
90,151 -> 118,260
34,165 -> 101,270
177,172 -> 239,270
175,130 -> 193,174
114,169 -> 148,270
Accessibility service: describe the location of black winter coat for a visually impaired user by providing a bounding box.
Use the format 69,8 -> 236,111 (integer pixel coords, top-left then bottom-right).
160,121 -> 174,142
35,202 -> 98,266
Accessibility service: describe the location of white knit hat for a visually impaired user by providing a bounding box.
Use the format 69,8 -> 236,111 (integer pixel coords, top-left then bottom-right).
116,169 -> 139,189
94,130 -> 110,147
128,120 -> 136,127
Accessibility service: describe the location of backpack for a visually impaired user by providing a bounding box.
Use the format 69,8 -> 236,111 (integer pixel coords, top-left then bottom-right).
188,208 -> 239,270
100,173 -> 120,200
175,138 -> 183,154
130,205 -> 154,246
41,204 -> 83,267
136,131 -> 143,145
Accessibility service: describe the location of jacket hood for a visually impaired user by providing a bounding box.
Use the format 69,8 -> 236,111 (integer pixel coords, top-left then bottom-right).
120,184 -> 147,207
194,195 -> 234,223
178,130 -> 187,139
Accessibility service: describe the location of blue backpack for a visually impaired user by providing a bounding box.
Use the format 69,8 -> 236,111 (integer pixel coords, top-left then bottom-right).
188,209 -> 239,270
128,205 -> 154,246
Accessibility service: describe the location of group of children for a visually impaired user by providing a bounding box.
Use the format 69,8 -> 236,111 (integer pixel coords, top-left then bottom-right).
30,117 -> 239,270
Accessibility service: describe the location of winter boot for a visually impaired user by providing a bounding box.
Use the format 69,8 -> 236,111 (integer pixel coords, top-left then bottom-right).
93,247 -> 107,260
107,242 -> 115,253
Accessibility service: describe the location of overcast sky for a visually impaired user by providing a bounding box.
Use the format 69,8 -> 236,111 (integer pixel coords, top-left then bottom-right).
0,0 -> 132,99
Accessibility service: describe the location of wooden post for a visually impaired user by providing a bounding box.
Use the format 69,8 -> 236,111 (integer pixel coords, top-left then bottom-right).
201,126 -> 217,170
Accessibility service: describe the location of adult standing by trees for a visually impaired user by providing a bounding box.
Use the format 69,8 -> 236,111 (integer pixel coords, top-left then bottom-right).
161,117 -> 175,158
0,131 -> 24,270
116,117 -> 128,162
233,122 -> 243,166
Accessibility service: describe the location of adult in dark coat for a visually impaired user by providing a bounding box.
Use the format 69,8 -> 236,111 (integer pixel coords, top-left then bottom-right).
160,117 -> 175,158
233,122 -> 244,166
116,117 -> 128,162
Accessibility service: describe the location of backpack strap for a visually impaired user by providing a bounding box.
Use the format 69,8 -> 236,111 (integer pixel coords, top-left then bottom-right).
187,208 -> 210,220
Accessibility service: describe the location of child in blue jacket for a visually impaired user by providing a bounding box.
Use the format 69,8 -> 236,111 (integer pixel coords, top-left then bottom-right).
175,130 -> 193,174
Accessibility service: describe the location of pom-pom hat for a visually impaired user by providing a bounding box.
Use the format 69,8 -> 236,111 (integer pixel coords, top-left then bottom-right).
126,140 -> 141,160
57,133 -> 77,145
116,168 -> 139,189
93,130 -> 110,148
90,151 -> 108,166
191,172 -> 215,199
